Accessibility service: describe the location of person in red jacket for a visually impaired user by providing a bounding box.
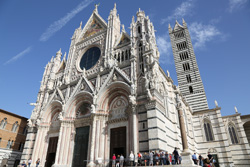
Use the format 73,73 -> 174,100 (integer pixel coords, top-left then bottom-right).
169,154 -> 172,165
112,154 -> 116,167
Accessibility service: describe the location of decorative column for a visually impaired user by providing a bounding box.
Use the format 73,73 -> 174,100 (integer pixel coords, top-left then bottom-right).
176,93 -> 195,166
132,105 -> 138,158
88,114 -> 97,167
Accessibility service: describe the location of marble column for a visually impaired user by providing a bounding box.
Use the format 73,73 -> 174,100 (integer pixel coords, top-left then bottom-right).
88,115 -> 97,167
132,105 -> 138,158
176,94 -> 195,166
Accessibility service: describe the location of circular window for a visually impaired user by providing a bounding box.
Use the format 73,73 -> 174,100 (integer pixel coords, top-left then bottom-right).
79,47 -> 101,70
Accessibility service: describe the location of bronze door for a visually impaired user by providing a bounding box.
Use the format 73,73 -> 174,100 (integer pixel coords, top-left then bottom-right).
45,137 -> 58,167
110,127 -> 126,159
72,126 -> 90,167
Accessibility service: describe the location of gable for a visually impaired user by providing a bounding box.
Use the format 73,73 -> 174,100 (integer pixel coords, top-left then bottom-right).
82,19 -> 103,39
79,12 -> 107,42
117,33 -> 130,47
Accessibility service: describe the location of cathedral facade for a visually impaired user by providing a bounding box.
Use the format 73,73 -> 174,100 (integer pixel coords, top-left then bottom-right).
21,4 -> 250,167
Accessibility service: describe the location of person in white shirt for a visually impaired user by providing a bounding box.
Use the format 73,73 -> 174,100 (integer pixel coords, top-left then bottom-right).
130,151 -> 135,166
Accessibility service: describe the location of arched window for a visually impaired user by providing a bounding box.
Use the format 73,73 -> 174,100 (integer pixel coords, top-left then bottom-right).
0,118 -> 7,129
139,43 -> 144,73
138,26 -> 141,34
204,120 -> 214,141
228,124 -> 239,144
189,86 -> 193,93
23,126 -> 28,135
6,140 -> 11,149
12,121 -> 19,132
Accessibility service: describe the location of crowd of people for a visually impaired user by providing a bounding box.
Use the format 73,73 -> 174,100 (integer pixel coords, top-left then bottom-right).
192,152 -> 216,167
19,158 -> 40,167
111,148 -> 182,167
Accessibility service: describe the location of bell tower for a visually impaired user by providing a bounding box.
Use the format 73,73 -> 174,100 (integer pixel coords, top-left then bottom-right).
169,19 -> 209,112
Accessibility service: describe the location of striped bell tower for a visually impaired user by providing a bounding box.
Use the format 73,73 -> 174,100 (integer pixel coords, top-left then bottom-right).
169,19 -> 209,112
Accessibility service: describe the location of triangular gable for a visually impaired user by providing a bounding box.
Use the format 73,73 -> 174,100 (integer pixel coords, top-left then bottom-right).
57,61 -> 66,74
173,20 -> 184,31
99,66 -> 131,93
115,32 -> 130,48
79,12 -> 107,41
68,76 -> 94,100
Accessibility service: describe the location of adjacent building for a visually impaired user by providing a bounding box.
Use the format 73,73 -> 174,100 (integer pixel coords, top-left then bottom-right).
21,4 -> 250,167
0,109 -> 28,167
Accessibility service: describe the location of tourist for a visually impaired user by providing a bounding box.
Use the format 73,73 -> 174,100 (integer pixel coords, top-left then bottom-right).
192,152 -> 198,165
36,158 -> 40,167
129,151 -> 135,166
116,155 -> 120,167
171,152 -> 175,165
112,154 -> 116,167
179,156 -> 182,164
149,151 -> 153,166
173,147 -> 179,164
28,158 -> 32,167
203,158 -> 211,167
160,151 -> 166,165
207,152 -> 213,166
143,152 -> 148,166
169,153 -> 172,165
165,151 -> 170,165
21,161 -> 26,167
198,154 -> 203,166
120,154 -> 124,167
138,152 -> 142,166
154,151 -> 159,165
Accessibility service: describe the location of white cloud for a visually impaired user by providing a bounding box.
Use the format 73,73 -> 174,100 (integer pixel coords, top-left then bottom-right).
189,22 -> 222,49
40,0 -> 93,42
4,46 -> 32,65
156,34 -> 173,65
161,0 -> 195,24
228,0 -> 248,12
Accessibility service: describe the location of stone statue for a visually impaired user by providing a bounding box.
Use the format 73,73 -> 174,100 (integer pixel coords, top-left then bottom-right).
129,95 -> 136,105
36,118 -> 41,126
131,84 -> 136,95
113,74 -> 117,81
27,119 -> 32,127
234,106 -> 238,113
91,104 -> 96,113
147,89 -> 153,101
215,100 -> 218,107
58,112 -> 63,121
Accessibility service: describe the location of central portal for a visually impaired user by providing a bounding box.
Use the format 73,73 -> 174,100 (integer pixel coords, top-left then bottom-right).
110,127 -> 126,160
72,126 -> 90,167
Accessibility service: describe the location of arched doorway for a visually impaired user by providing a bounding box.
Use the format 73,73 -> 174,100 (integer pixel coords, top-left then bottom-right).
243,121 -> 250,145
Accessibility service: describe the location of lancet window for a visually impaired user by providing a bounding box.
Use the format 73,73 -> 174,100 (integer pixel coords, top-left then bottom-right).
228,124 -> 239,144
204,119 -> 214,141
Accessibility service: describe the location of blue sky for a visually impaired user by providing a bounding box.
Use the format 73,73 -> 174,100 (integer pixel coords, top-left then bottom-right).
0,0 -> 249,118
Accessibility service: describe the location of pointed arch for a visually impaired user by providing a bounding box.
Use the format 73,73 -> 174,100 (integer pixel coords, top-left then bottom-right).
65,91 -> 93,118
0,118 -> 7,129
42,100 -> 62,123
203,118 -> 214,142
228,122 -> 239,144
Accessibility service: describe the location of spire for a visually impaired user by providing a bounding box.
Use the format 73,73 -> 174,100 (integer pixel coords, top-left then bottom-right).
122,24 -> 125,32
56,48 -> 62,56
79,21 -> 82,29
63,52 -> 67,61
182,18 -> 187,27
168,24 -> 172,33
132,16 -> 135,24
